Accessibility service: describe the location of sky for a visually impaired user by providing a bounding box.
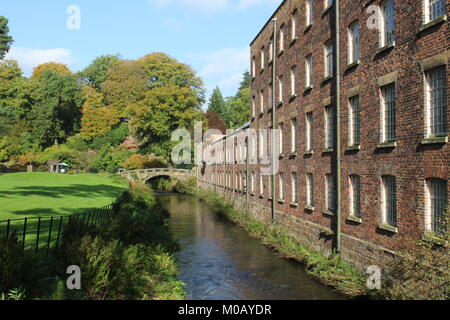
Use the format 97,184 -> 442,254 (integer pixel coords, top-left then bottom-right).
1,0 -> 281,100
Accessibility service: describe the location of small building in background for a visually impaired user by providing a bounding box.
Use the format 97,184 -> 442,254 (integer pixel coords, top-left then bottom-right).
47,160 -> 69,173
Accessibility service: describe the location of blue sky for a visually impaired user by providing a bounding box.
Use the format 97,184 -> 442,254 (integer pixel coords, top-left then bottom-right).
1,0 -> 281,99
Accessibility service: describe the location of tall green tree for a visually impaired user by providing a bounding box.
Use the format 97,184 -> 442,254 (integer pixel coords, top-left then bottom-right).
28,67 -> 83,148
224,72 -> 251,129
207,87 -> 228,123
0,16 -> 13,60
78,54 -> 121,90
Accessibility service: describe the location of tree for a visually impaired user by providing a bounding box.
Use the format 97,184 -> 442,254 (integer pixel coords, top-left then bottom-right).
129,84 -> 204,159
102,59 -> 148,118
78,54 -> 121,90
0,16 -> 13,60
31,62 -> 71,79
224,72 -> 251,129
28,69 -> 83,148
207,87 -> 228,123
80,86 -> 120,141
139,52 -> 205,104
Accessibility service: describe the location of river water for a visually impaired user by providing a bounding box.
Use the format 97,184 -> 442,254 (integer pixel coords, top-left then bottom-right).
157,194 -> 346,300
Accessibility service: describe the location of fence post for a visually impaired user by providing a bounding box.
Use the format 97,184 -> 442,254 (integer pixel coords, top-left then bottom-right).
46,217 -> 53,256
36,217 -> 41,254
6,219 -> 10,239
55,216 -> 63,251
22,218 -> 27,256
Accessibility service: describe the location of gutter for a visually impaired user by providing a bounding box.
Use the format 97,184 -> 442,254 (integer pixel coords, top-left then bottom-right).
271,18 -> 277,222
335,0 -> 342,253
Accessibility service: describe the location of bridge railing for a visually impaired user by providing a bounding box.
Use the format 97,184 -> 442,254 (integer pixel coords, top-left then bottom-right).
118,168 -> 195,175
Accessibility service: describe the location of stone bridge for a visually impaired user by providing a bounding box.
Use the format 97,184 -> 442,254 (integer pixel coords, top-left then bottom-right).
118,168 -> 196,184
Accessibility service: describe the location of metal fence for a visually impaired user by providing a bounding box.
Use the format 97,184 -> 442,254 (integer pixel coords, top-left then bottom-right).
0,204 -> 116,255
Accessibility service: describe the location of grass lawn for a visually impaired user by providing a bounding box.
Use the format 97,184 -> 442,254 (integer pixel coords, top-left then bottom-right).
0,172 -> 128,252
0,172 -> 128,220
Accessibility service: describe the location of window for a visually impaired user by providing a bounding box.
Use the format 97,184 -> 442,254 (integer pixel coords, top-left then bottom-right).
325,106 -> 335,149
290,66 -> 296,96
252,56 -> 256,77
269,36 -> 274,62
305,54 -> 313,88
350,175 -> 361,218
306,112 -> 313,152
425,66 -> 447,137
291,172 -> 298,203
291,10 -> 298,40
278,76 -> 284,103
425,0 -> 446,23
268,83 -> 273,109
260,89 -> 264,114
381,0 -> 395,47
381,83 -> 396,142
251,172 -> 255,194
382,176 -> 397,227
326,174 -> 335,212
348,22 -> 359,64
252,96 -> 256,118
427,179 -> 448,234
279,24 -> 285,52
279,122 -> 284,155
324,0 -> 333,9
259,173 -> 264,195
349,95 -> 361,146
291,118 -> 297,153
324,40 -> 334,78
279,173 -> 285,200
306,0 -> 313,26
261,46 -> 265,69
306,173 -> 314,207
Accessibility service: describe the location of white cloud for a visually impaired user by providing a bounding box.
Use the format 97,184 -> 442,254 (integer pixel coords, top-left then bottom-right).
163,17 -> 183,31
4,47 -> 77,77
196,46 -> 249,98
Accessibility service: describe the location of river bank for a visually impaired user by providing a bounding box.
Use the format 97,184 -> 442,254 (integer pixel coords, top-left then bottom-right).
195,189 -> 369,299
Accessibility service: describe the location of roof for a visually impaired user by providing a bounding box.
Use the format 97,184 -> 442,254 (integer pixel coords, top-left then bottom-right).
47,160 -> 59,165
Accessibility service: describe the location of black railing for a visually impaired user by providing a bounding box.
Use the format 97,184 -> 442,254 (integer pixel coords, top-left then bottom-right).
0,203 -> 116,255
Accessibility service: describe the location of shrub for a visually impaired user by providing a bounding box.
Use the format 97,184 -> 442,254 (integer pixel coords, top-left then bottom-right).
0,234 -> 23,292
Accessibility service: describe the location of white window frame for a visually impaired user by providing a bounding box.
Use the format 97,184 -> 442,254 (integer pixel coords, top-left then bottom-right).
291,10 -> 298,40
424,66 -> 447,138
305,54 -> 313,88
426,178 -> 448,234
279,173 -> 285,200
380,0 -> 395,48
306,0 -> 313,27
252,56 -> 256,78
349,95 -> 361,146
326,174 -> 335,212
306,173 -> 314,207
290,117 -> 297,154
348,21 -> 359,64
290,66 -> 297,96
279,122 -> 284,155
261,46 -> 265,69
278,75 -> 284,103
260,89 -> 264,114
350,175 -> 361,218
424,0 -> 446,24
306,112 -> 313,152
325,106 -> 335,149
279,24 -> 285,52
252,96 -> 256,118
324,40 -> 334,78
291,172 -> 298,204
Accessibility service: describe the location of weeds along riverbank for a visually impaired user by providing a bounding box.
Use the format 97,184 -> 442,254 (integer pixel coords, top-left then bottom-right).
196,189 -> 368,299
0,183 -> 184,300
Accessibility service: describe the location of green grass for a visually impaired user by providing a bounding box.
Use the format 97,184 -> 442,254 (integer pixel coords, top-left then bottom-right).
0,172 -> 128,220
0,172 -> 128,251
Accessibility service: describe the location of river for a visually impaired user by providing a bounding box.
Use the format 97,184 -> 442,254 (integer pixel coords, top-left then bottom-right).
157,194 -> 346,300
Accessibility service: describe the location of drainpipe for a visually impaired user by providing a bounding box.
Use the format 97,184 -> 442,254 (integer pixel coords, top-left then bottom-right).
335,0 -> 342,253
271,18 -> 277,222
246,136 -> 250,215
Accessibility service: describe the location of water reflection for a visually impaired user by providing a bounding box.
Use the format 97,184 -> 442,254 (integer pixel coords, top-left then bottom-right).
158,194 -> 346,300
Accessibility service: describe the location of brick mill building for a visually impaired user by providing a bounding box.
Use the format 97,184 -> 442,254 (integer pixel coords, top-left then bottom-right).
198,0 -> 449,270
